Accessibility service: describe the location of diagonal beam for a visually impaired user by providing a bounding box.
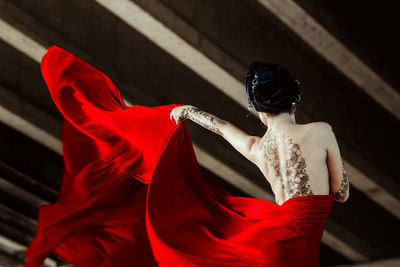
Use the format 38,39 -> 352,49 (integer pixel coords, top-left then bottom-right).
0,160 -> 58,203
91,0 -> 400,221
0,18 -> 45,62
334,257 -> 400,267
322,231 -> 367,262
0,86 -> 272,203
95,0 -> 248,110
0,70 -> 368,264
0,234 -> 56,267
0,17 -> 368,261
0,105 -> 60,154
0,176 -> 47,208
257,0 -> 400,120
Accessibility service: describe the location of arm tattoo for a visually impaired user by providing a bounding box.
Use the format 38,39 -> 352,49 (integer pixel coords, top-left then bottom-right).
334,162 -> 349,201
183,106 -> 223,135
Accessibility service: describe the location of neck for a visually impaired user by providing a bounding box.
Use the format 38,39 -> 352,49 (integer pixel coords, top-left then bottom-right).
265,112 -> 296,132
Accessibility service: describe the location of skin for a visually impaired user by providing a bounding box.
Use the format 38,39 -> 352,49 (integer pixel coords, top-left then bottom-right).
170,104 -> 349,204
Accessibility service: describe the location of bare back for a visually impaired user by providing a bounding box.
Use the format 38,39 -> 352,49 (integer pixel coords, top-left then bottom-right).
172,105 -> 349,204
255,123 -> 330,205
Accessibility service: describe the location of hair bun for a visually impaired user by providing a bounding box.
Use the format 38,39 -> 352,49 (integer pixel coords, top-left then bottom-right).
246,62 -> 302,113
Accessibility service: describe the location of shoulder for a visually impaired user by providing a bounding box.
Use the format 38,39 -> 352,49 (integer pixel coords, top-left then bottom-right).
308,122 -> 332,131
302,122 -> 334,141
303,121 -> 332,132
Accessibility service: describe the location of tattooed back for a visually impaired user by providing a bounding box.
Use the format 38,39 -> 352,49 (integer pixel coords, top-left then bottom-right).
255,122 -> 332,205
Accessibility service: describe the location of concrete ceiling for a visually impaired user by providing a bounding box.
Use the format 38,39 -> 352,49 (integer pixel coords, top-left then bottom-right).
0,0 -> 399,266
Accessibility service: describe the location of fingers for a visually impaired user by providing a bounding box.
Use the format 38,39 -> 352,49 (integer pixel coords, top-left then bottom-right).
170,107 -> 186,125
175,115 -> 182,124
170,109 -> 176,122
170,111 -> 178,124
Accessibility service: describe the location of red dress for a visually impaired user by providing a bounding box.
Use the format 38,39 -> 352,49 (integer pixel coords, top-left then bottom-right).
24,45 -> 334,267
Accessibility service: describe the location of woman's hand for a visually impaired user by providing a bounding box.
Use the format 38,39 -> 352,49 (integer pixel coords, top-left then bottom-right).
170,105 -> 193,124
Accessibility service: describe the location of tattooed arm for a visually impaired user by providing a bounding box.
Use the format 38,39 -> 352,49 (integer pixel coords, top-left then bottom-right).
170,105 -> 225,135
333,162 -> 350,202
170,105 -> 261,164
319,122 -> 350,202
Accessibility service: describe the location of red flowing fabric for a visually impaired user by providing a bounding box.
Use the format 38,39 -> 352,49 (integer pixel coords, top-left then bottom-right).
24,45 -> 334,267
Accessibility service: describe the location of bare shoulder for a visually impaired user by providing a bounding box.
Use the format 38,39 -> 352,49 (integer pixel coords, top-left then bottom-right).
305,121 -> 332,129
301,122 -> 334,143
304,122 -> 332,134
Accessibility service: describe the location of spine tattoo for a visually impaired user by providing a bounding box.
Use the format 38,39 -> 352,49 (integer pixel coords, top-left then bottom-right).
258,131 -> 314,200
182,106 -> 223,135
333,162 -> 349,201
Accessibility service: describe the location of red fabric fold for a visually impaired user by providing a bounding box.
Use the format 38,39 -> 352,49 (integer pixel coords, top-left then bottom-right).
24,45 -> 334,267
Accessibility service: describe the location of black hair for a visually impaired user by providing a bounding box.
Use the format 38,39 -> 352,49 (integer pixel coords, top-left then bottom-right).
246,62 -> 302,114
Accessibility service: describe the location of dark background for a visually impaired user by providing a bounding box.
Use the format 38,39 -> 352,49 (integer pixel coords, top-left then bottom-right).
0,0 -> 399,266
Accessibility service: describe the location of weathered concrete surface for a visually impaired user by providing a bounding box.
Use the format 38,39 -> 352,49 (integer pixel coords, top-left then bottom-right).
293,0 -> 400,93
0,0 -> 399,265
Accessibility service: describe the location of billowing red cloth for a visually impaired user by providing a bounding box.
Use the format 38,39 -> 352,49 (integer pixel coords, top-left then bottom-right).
24,45 -> 334,267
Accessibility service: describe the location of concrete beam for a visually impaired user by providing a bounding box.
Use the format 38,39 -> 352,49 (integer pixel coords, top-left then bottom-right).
0,18 -> 45,63
322,231 -> 367,262
0,105 -> 60,154
335,257 -> 400,267
257,0 -> 400,120
91,0 -> 400,224
0,176 -> 47,208
95,0 -> 248,110
0,234 -> 56,267
0,16 -> 368,262
0,160 -> 58,203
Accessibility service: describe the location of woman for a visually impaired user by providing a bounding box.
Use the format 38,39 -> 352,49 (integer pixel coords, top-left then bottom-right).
170,62 -> 350,205
24,46 -> 348,267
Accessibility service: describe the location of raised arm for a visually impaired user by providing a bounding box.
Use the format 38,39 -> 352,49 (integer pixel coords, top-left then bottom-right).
170,105 -> 261,164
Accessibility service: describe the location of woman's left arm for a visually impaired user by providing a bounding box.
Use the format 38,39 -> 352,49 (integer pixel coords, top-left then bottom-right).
170,105 -> 261,164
